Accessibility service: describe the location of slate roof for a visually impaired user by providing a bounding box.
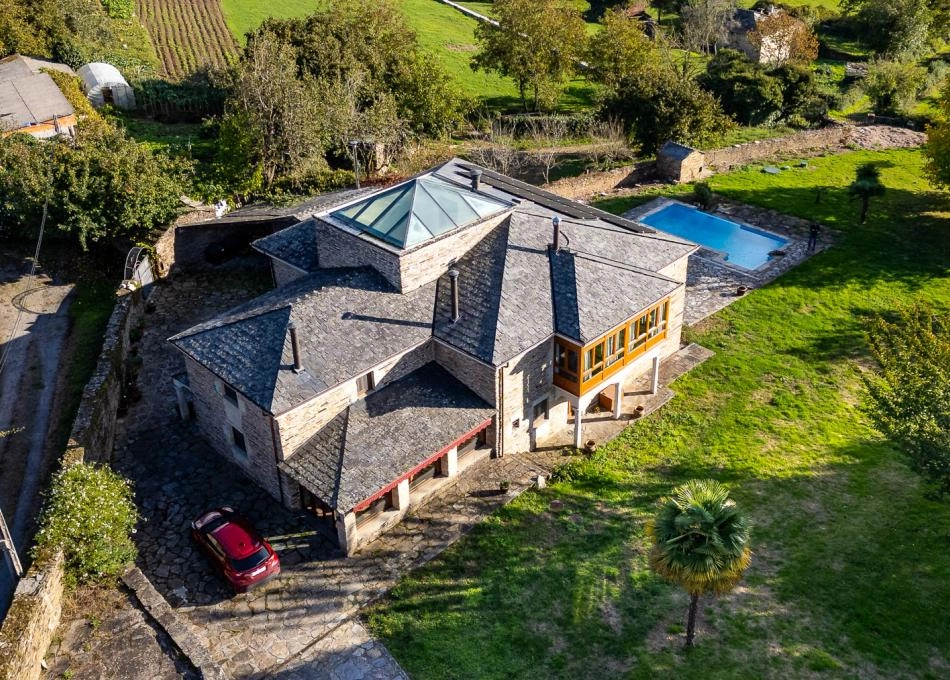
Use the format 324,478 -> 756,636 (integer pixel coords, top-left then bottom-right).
659,141 -> 700,162
169,268 -> 434,413
173,158 -> 696,413
280,362 -> 493,512
0,73 -> 73,130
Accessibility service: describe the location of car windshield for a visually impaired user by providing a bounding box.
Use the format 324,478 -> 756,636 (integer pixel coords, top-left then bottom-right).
229,546 -> 269,572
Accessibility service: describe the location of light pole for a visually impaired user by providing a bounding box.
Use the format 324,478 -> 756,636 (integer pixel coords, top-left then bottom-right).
348,140 -> 361,189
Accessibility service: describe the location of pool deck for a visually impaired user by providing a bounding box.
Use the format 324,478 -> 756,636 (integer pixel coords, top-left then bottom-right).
625,197 -> 831,325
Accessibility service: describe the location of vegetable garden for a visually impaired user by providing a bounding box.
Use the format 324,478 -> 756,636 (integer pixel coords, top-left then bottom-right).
135,0 -> 238,80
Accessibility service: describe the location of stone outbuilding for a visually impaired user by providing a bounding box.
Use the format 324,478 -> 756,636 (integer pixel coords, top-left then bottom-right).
77,62 -> 135,109
168,159 -> 696,555
657,141 -> 706,183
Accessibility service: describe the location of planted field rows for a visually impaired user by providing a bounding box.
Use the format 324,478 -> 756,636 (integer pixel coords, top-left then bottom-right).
136,0 -> 239,80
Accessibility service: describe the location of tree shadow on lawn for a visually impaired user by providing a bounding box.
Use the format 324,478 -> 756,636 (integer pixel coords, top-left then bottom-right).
718,185 -> 950,294
369,441 -> 950,679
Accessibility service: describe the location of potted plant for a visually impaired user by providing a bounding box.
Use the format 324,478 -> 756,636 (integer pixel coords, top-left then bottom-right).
736,285 -> 749,296
584,439 -> 597,455
634,404 -> 645,418
499,480 -> 511,492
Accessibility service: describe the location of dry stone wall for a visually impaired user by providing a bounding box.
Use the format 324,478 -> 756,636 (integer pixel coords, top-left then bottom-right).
0,553 -> 65,680
703,125 -> 853,172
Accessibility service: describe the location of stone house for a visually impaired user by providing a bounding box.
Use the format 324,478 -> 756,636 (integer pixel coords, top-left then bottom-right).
725,6 -> 806,65
169,159 -> 696,554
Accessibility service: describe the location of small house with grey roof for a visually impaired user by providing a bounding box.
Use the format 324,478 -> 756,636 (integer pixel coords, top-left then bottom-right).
169,159 -> 696,554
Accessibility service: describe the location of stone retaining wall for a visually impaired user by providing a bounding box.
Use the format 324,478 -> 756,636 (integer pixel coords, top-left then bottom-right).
66,289 -> 144,464
703,125 -> 853,173
0,553 -> 64,680
543,160 -> 658,199
0,289 -> 144,680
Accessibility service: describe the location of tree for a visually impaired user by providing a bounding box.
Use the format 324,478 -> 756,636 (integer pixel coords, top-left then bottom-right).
254,0 -> 468,138
772,63 -> 830,127
472,0 -> 587,111
924,77 -> 950,189
848,162 -> 885,223
680,0 -> 736,55
603,65 -> 734,153
0,120 -> 187,248
527,117 -> 569,184
862,58 -> 927,116
748,12 -> 819,65
864,306 -> 950,496
647,480 -> 752,647
699,49 -> 784,125
586,7 -> 656,91
843,0 -> 934,58
224,31 -> 326,189
653,0 -> 685,26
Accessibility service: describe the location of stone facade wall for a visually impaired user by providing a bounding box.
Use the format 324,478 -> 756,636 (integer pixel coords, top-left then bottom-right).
657,152 -> 706,183
67,288 -> 144,464
275,342 -> 434,462
182,356 -> 283,503
0,552 -> 65,680
433,341 -> 497,405
396,213 -> 508,292
544,161 -> 658,200
153,217 -> 291,275
499,340 -> 556,454
315,221 -> 403,290
703,125 -> 853,172
272,259 -> 307,288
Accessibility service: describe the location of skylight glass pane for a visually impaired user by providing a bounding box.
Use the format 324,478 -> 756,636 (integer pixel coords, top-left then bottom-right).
370,186 -> 414,235
421,179 -> 479,225
377,215 -> 409,246
350,186 -> 405,226
404,215 -> 435,248
412,187 -> 455,237
462,192 -> 510,217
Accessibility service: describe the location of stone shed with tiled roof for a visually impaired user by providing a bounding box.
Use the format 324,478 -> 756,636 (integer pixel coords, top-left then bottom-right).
170,158 -> 695,554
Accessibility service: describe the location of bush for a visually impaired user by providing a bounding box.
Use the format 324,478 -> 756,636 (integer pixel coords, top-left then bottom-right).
863,58 -> 927,116
33,462 -> 140,584
101,0 -> 134,20
693,182 -> 715,209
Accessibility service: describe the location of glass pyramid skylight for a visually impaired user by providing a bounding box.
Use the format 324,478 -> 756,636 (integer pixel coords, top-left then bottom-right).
330,176 -> 511,249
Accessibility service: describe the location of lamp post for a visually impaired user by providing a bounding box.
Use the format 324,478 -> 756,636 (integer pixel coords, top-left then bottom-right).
348,140 -> 361,189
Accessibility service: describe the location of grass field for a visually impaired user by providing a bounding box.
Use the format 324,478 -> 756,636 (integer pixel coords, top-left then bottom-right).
219,0 -> 596,108
365,148 -> 950,679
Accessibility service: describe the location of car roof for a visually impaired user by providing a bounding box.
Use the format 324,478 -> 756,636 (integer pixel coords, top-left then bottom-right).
210,516 -> 262,559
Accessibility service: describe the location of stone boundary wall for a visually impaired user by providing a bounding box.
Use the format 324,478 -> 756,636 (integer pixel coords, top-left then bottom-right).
66,289 -> 144,465
0,553 -> 64,680
0,289 -> 145,680
544,160 -> 658,200
703,125 -> 854,173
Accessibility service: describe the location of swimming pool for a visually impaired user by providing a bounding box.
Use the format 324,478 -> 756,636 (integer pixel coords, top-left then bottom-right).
640,202 -> 788,270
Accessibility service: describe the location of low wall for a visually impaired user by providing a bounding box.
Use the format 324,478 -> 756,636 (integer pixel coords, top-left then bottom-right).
0,553 -> 64,680
703,125 -> 853,173
66,289 -> 144,464
544,160 -> 658,200
0,289 -> 143,680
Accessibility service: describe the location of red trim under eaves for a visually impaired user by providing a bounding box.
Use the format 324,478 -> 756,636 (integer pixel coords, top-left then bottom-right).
351,417 -> 493,513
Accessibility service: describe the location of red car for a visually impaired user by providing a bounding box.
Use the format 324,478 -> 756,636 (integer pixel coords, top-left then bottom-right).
191,507 -> 280,593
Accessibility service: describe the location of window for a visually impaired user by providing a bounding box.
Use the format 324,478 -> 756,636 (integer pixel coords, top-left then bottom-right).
628,300 -> 669,354
457,429 -> 487,458
231,426 -> 247,457
223,384 -> 239,406
355,491 -> 394,526
356,371 -> 375,396
555,342 -> 579,381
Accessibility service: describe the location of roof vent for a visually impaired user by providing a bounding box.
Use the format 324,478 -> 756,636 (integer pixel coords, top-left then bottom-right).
470,168 -> 483,192
448,269 -> 460,323
552,216 -> 561,251
288,321 -> 302,372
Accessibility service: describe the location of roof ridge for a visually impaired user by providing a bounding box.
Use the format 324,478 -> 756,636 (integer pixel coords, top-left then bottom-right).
168,304 -> 293,343
566,248 -> 681,285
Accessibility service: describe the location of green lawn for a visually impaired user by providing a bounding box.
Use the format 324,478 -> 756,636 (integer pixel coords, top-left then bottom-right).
218,0 -> 596,108
366,148 -> 950,679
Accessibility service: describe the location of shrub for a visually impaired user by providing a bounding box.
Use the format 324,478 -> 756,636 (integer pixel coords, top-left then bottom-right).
693,182 -> 715,209
33,462 -> 140,584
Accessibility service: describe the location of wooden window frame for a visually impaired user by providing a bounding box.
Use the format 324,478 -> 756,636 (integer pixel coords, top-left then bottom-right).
356,371 -> 376,396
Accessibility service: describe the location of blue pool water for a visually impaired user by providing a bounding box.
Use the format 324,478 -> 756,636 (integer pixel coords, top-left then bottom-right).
640,203 -> 788,270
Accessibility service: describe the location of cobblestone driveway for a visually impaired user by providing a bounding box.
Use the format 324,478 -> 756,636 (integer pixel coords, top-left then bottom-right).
113,272 -> 559,679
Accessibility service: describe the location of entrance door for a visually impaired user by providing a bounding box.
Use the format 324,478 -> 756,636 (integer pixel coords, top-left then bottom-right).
300,486 -> 339,543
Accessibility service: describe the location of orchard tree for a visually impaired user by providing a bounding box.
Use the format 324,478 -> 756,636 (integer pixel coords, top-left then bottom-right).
864,306 -> 950,496
680,0 -> 736,55
862,58 -> 927,116
924,77 -> 950,189
472,0 -> 587,111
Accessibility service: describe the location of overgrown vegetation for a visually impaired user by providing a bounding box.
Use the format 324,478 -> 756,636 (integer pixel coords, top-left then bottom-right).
33,462 -> 140,585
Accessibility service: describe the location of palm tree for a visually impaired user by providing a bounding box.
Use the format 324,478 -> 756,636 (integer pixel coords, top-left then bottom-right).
646,479 -> 752,648
848,163 -> 886,224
